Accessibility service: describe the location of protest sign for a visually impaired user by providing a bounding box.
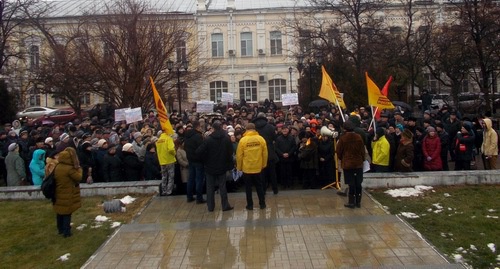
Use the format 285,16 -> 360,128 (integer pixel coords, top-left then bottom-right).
125,107 -> 143,124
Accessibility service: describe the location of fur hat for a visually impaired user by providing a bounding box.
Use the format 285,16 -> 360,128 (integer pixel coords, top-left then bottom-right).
426,126 -> 436,133
402,129 -> 413,140
8,143 -> 18,152
44,137 -> 53,144
59,133 -> 70,141
133,132 -> 142,140
122,143 -> 134,152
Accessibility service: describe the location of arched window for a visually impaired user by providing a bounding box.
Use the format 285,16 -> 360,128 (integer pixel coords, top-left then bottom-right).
239,80 -> 257,102
209,81 -> 228,102
269,79 -> 286,101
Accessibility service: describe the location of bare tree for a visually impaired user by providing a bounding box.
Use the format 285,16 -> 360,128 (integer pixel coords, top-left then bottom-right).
451,0 -> 500,113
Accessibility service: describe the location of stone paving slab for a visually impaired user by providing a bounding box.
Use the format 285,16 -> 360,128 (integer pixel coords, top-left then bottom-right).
82,190 -> 464,269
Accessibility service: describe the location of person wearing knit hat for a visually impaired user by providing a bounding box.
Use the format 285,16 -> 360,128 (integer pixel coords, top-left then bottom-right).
337,119 -> 365,208
422,125 -> 442,171
45,137 -> 54,144
122,143 -> 134,152
237,119 -> 268,210
96,139 -> 108,148
59,133 -> 70,142
454,122 -> 475,170
5,142 -> 26,186
394,129 -> 415,172
435,123 -> 450,171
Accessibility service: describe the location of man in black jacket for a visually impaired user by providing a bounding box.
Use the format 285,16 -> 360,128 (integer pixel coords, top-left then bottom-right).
184,120 -> 206,203
275,126 -> 297,188
253,112 -> 278,194
195,121 -> 234,212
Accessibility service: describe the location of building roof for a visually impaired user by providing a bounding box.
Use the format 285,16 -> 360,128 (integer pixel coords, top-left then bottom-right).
40,0 -> 198,18
206,0 -> 311,10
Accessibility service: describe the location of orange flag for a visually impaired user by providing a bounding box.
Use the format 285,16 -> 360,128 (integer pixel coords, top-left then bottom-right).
150,76 -> 174,135
319,66 -> 346,109
366,72 -> 395,110
375,76 -> 393,120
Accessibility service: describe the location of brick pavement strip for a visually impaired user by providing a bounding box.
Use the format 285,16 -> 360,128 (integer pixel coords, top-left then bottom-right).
82,190 -> 464,269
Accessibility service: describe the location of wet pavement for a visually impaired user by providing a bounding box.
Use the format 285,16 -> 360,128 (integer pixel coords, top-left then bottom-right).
83,190 -> 463,269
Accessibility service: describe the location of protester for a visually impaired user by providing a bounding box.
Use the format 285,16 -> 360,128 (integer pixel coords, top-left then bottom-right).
253,112 -> 278,194
236,123 -> 268,210
29,149 -> 46,186
371,127 -> 390,172
184,120 -> 206,203
422,126 -> 442,171
454,123 -> 475,170
156,132 -> 177,196
480,118 -> 498,170
196,121 -> 234,212
121,143 -> 143,181
101,144 -> 122,182
5,143 -> 26,186
336,121 -> 365,208
394,129 -> 414,172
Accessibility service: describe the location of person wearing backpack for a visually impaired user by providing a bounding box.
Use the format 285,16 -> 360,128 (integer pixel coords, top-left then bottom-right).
53,147 -> 82,238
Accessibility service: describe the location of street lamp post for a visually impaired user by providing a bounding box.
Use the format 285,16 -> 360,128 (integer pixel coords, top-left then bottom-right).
297,54 -> 323,104
288,66 -> 293,93
167,59 -> 189,114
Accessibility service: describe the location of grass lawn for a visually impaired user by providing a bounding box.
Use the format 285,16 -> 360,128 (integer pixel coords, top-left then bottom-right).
368,185 -> 499,269
0,193 -> 154,268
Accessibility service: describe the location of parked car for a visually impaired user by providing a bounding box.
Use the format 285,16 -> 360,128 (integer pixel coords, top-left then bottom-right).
16,106 -> 57,121
415,94 -> 449,110
31,108 -> 79,126
85,103 -> 115,120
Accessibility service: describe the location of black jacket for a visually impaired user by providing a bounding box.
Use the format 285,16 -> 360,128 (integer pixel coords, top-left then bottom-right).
102,153 -> 122,182
143,151 -> 161,180
252,117 -> 278,162
195,129 -> 233,175
275,134 -> 297,163
184,129 -> 204,163
121,151 -> 143,181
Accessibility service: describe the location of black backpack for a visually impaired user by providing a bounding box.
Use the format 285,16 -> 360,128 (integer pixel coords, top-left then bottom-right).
41,165 -> 57,201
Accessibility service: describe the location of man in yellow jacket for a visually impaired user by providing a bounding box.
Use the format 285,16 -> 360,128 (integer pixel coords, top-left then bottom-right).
156,132 -> 176,196
236,123 -> 268,210
371,127 -> 391,172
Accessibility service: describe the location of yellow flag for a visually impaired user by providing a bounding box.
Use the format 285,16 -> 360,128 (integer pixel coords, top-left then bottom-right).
150,76 -> 174,135
319,66 -> 346,109
366,72 -> 395,109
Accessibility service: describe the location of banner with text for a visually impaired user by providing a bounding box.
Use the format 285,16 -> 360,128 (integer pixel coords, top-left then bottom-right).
125,107 -> 143,124
196,101 -> 215,113
281,93 -> 299,106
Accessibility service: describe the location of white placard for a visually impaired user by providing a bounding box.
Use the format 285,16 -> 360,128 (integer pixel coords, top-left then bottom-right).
196,101 -> 214,113
125,107 -> 143,124
281,93 -> 299,106
221,92 -> 234,103
114,107 -> 130,121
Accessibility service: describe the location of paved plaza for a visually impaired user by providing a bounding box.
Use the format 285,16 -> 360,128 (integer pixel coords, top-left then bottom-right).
83,189 -> 463,269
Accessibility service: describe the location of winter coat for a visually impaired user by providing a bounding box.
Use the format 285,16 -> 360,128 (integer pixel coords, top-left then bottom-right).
454,133 -> 475,161
196,129 -> 234,175
371,136 -> 390,166
184,129 -> 204,163
102,153 -> 123,182
121,151 -> 143,181
93,148 -> 107,182
53,149 -> 82,215
337,132 -> 365,170
253,117 -> 278,163
5,151 -> 26,186
78,147 -> 95,182
394,140 -> 414,172
298,138 -> 319,170
438,130 -> 450,158
144,151 -> 161,180
236,130 -> 268,174
275,134 -> 297,163
156,133 -> 176,165
29,149 -> 46,186
422,135 -> 442,171
481,118 -> 498,157
176,147 -> 189,183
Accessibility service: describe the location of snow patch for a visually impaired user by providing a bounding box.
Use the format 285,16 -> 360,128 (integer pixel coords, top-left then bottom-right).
95,215 -> 109,222
400,212 -> 420,219
486,215 -> 498,219
487,243 -> 496,253
453,254 -> 463,263
76,224 -> 87,231
384,185 -> 433,197
470,245 -> 477,251
120,195 -> 136,205
57,253 -> 70,261
488,209 -> 496,212
444,193 -> 451,197
111,222 -> 121,228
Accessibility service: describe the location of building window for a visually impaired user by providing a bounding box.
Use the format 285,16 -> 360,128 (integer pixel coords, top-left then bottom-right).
424,73 -> 439,93
176,40 -> 187,62
210,81 -> 228,102
299,29 -> 313,54
29,94 -> 41,106
461,79 -> 469,93
211,33 -> 224,58
239,80 -> 257,102
269,79 -> 286,101
29,45 -> 40,71
103,42 -> 113,62
54,96 -> 66,106
81,93 -> 91,105
240,32 -> 253,57
270,31 -> 282,55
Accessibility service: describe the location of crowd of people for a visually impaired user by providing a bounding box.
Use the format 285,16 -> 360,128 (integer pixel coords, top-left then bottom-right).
1,100 -> 498,212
